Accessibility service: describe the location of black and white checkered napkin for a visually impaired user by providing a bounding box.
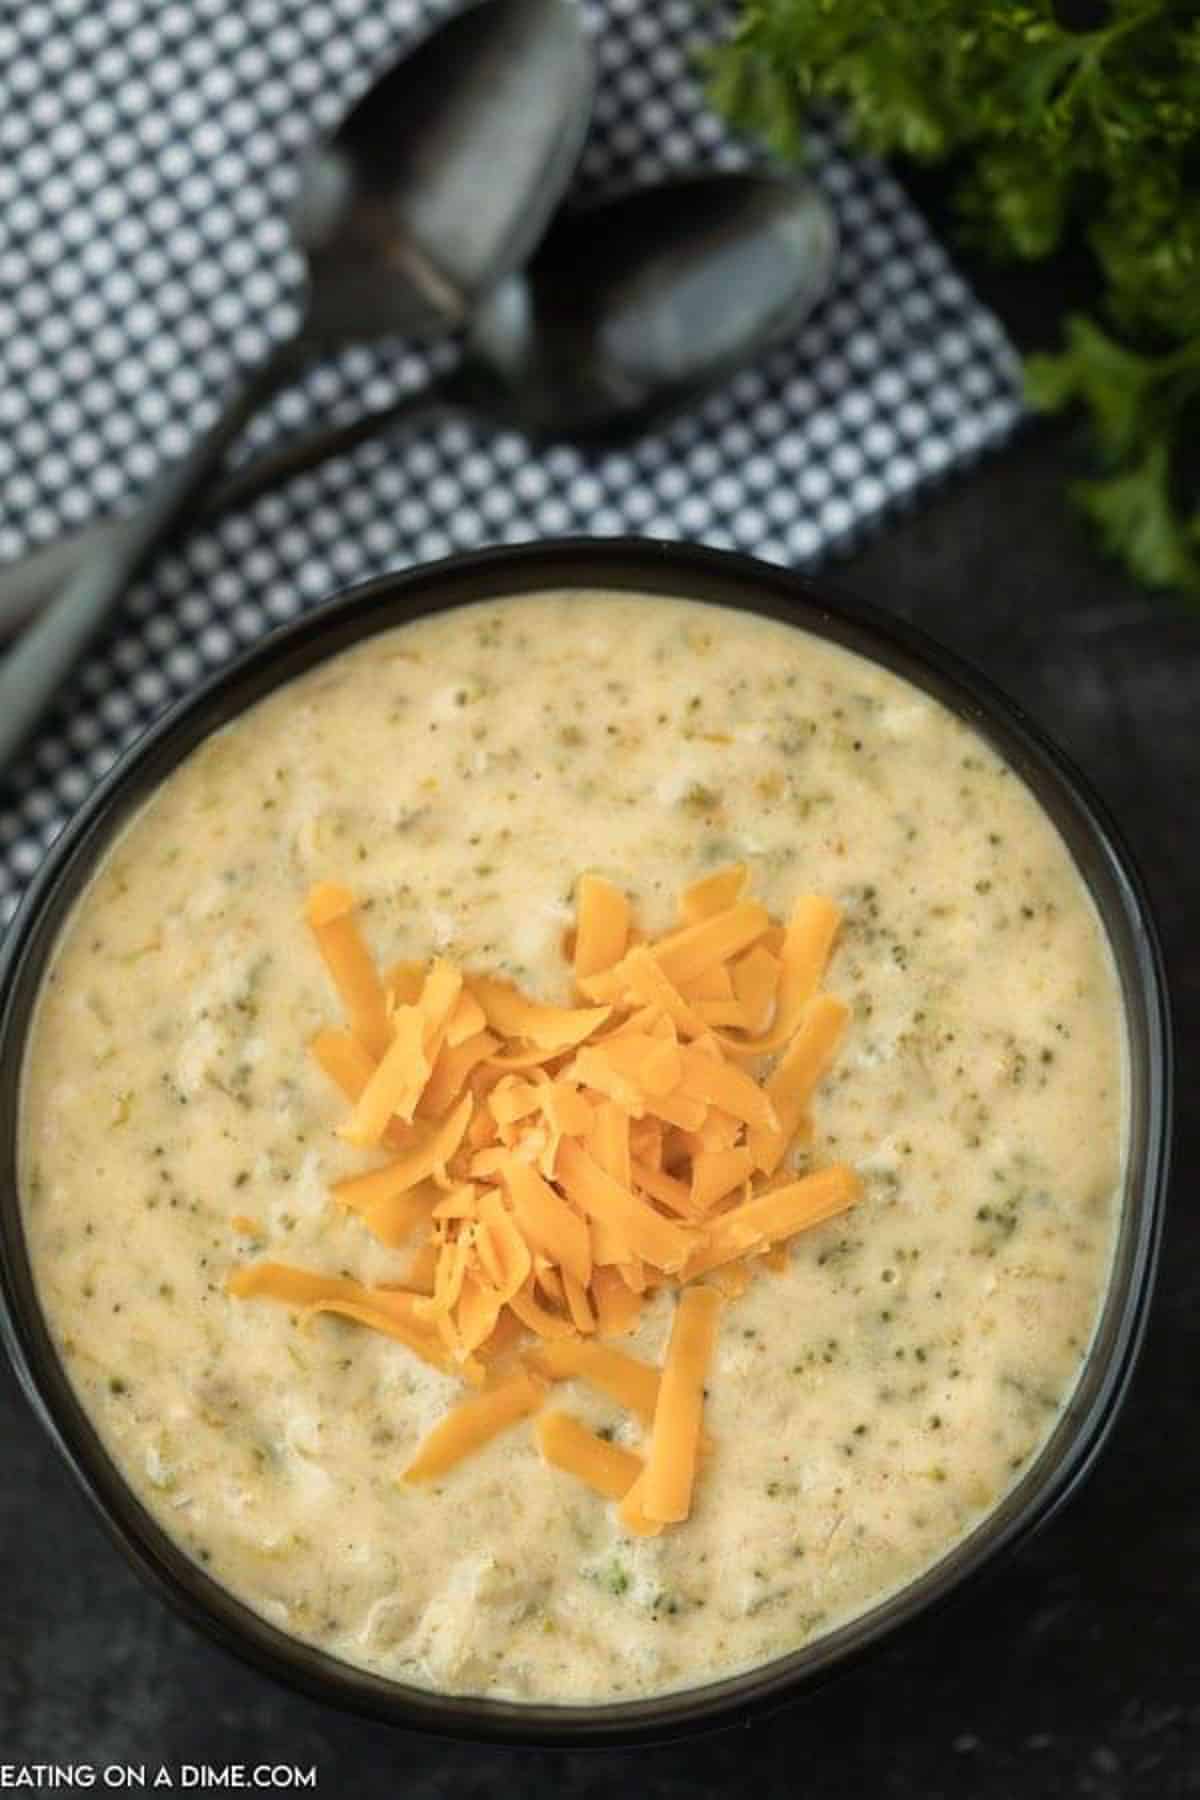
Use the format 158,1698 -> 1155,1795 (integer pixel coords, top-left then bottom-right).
0,0 -> 1023,925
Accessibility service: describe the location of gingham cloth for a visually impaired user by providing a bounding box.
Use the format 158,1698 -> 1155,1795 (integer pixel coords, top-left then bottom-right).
0,0 -> 1023,925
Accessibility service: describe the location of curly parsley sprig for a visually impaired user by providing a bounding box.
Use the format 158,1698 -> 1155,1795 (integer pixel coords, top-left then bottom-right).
712,0 -> 1200,598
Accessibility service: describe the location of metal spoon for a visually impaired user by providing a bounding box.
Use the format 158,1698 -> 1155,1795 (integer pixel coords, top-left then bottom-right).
0,172 -> 836,640
461,169 -> 837,440
0,0 -> 592,768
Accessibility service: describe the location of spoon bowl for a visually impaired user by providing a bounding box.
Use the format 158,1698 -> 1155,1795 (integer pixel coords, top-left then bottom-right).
459,170 -> 838,439
294,0 -> 595,342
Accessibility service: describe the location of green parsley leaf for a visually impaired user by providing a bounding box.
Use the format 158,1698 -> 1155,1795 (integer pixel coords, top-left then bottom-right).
713,0 -> 1200,600
1073,444 -> 1200,594
1025,317 -> 1167,461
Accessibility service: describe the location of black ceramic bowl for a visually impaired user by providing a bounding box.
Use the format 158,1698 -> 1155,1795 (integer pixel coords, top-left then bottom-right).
0,540 -> 1171,1745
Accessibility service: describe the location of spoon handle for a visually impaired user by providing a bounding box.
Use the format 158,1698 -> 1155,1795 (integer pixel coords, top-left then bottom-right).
0,376 -> 459,645
0,337 -> 319,770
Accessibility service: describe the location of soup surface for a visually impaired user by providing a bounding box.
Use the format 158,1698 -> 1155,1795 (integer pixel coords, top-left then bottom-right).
20,592 -> 1124,1702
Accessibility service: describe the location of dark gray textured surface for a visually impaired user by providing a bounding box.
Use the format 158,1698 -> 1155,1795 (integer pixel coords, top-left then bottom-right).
3,256 -> 1198,1791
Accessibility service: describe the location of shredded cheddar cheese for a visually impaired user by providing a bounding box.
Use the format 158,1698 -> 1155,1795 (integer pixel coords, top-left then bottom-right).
573,874 -> 630,980
535,1410 -> 644,1501
305,883 -> 390,1059
526,1338 -> 662,1425
642,1282 -> 722,1523
228,868 -> 859,1533
402,1369 -> 545,1483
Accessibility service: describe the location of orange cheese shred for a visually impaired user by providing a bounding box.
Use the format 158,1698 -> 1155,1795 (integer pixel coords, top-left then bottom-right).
476,1188 -> 533,1302
502,1156 -> 592,1289
725,1163 -> 859,1243
488,1077 -> 544,1128
629,1116 -> 664,1172
483,1040 -> 578,1072
384,959 -> 426,1007
619,946 -> 709,1039
574,874 -> 631,979
589,1212 -> 631,1268
616,1469 -> 665,1538
508,1274 -> 576,1340
445,986 -> 488,1047
535,1410 -> 643,1500
730,944 -> 780,1035
225,1262 -> 471,1380
692,998 -> 752,1029
675,1043 -> 779,1133
332,1093 -> 473,1212
534,1260 -> 565,1305
309,1027 -> 377,1104
641,1283 -> 723,1524
399,1243 -> 440,1294
617,1255 -> 647,1295
677,960 -> 735,1003
690,1107 -> 743,1152
525,1338 -> 661,1425
653,901 -> 770,986
306,885 -> 390,1059
362,1180 -> 440,1248
338,1006 -> 429,1146
556,1139 -> 695,1274
476,1305 -> 524,1363
303,1295 -> 474,1381
683,1164 -> 860,1277
305,881 -> 356,928
633,1159 -> 700,1220
469,976 -> 611,1051
418,1030 -> 499,1120
470,1145 -> 520,1180
678,863 -> 748,925
452,1272 -> 505,1358
562,1268 -> 597,1333
418,958 -> 464,1043
226,1260 -> 365,1309
639,1089 -> 709,1134
591,1267 -> 643,1336
603,1034 -> 683,1098
690,1146 -> 755,1213
402,1369 -> 544,1483
748,993 -> 849,1174
717,894 -> 842,1057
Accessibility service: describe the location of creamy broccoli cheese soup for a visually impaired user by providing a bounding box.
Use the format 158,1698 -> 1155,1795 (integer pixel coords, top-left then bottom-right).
20,592 -> 1124,1703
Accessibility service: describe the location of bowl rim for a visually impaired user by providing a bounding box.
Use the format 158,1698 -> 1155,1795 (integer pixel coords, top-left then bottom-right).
0,537 -> 1172,1746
